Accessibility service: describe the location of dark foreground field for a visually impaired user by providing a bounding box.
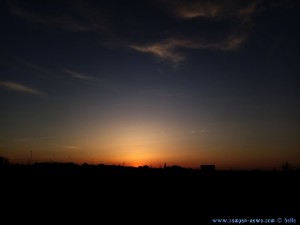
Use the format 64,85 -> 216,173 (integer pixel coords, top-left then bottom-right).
1,163 -> 299,223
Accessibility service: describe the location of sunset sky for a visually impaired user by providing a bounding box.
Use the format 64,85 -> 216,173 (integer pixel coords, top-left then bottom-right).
1,0 -> 299,170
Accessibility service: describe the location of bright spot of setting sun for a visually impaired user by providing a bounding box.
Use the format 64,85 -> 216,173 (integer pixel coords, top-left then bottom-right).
88,119 -> 179,166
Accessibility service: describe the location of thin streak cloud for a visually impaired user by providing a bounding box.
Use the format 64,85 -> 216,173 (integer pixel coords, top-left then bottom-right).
130,39 -> 197,63
130,34 -> 247,63
164,0 -> 259,19
9,4 -> 87,31
0,80 -> 44,96
7,0 -> 296,66
62,68 -> 122,93
7,0 -> 108,33
62,69 -> 96,81
15,58 -> 55,77
64,146 -> 80,150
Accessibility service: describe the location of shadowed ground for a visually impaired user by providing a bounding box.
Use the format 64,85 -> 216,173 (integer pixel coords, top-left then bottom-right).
1,163 -> 299,223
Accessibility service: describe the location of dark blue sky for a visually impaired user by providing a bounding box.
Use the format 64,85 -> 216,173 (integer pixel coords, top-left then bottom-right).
1,0 -> 299,169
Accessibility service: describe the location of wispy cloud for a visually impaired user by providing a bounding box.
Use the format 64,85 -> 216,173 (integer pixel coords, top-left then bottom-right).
64,145 -> 80,150
0,80 -> 44,96
166,0 -> 259,20
8,0 -> 295,66
1,57 -> 58,80
15,136 -> 57,143
62,68 -> 124,93
130,39 -> 197,63
138,87 -> 184,98
7,0 -> 110,33
130,34 -> 247,64
199,33 -> 248,51
62,69 -> 96,81
15,58 -> 55,77
129,1 -> 256,64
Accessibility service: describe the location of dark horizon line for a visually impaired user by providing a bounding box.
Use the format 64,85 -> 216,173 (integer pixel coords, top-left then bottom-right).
1,159 -> 298,172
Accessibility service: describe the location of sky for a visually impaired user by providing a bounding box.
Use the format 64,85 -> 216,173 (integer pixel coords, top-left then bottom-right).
0,0 -> 299,170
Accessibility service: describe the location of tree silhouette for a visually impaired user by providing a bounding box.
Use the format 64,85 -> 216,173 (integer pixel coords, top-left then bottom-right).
281,161 -> 293,171
0,156 -> 10,167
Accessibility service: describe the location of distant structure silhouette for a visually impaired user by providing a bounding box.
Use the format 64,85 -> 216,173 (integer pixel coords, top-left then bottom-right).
0,156 -> 10,167
200,164 -> 215,172
282,161 -> 293,171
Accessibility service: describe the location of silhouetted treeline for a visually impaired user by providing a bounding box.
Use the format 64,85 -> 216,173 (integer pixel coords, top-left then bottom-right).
1,160 -> 299,175
1,159 -> 299,223
1,161 -> 299,183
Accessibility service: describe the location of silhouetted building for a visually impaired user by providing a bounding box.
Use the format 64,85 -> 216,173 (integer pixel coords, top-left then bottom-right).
0,156 -> 9,167
200,165 -> 215,172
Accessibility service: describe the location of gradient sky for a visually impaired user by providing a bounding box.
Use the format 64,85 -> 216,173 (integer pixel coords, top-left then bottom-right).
1,0 -> 299,169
